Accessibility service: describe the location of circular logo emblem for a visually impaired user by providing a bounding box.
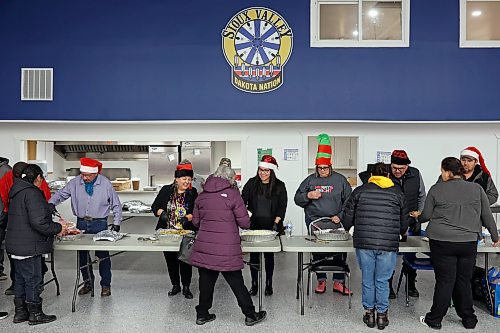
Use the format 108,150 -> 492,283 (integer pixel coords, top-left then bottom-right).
222,7 -> 293,93
175,206 -> 187,218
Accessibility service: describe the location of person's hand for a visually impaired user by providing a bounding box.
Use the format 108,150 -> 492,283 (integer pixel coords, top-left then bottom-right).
492,240 -> 500,247
185,214 -> 193,222
409,211 -> 421,218
331,216 -> 341,224
57,224 -> 68,237
109,224 -> 120,232
159,211 -> 168,223
307,191 -> 322,200
48,203 -> 58,215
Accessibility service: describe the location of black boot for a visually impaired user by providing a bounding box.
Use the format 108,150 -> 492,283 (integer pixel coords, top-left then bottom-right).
182,286 -> 193,299
377,311 -> 389,330
248,281 -> 258,296
245,311 -> 267,326
168,285 -> 181,296
363,309 -> 375,328
264,280 -> 273,296
26,298 -> 57,325
13,298 -> 29,324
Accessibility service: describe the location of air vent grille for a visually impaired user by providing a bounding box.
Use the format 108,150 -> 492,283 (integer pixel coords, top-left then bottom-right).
21,68 -> 53,101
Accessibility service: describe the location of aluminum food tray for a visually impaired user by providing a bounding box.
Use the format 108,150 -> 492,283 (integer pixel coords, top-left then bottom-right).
57,233 -> 83,241
156,229 -> 193,242
313,230 -> 350,241
240,231 -> 278,243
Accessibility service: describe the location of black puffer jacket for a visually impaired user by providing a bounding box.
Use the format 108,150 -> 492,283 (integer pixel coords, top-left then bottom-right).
6,178 -> 62,256
343,177 -> 410,252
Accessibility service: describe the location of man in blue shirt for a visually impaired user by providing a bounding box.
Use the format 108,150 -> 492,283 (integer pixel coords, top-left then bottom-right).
49,158 -> 122,297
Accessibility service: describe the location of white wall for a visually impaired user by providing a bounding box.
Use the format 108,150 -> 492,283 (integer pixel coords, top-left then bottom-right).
1,121 -> 499,234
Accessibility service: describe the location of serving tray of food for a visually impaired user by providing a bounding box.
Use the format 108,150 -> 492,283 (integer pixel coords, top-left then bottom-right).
156,228 -> 194,241
240,230 -> 278,242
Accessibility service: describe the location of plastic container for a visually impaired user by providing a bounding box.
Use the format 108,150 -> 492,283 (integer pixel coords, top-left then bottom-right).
285,223 -> 293,238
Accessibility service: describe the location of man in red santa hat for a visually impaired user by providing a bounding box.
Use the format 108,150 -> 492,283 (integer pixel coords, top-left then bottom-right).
49,157 -> 122,297
460,146 -> 498,205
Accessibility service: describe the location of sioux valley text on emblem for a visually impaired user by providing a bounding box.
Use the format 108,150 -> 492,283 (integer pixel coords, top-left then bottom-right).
222,9 -> 292,39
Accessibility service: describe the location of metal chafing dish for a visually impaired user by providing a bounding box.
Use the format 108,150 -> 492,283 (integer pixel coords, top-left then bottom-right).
240,230 -> 278,242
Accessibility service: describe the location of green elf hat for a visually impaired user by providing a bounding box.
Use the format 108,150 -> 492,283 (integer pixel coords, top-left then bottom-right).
315,134 -> 332,166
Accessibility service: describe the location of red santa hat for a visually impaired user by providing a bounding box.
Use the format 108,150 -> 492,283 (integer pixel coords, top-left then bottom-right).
174,163 -> 194,178
259,155 -> 278,171
460,146 -> 490,176
80,157 -> 102,174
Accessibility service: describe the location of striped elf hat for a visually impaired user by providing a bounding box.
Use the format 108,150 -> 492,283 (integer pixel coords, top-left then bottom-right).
315,133 -> 332,166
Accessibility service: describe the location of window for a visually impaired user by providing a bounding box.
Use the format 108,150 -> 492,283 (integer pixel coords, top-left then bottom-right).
460,0 -> 500,47
311,0 -> 410,47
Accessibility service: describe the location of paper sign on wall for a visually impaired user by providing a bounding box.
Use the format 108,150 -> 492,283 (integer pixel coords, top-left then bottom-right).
376,151 -> 392,164
284,148 -> 299,161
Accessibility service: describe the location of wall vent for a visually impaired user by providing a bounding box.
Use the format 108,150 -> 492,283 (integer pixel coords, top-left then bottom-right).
21,68 -> 53,101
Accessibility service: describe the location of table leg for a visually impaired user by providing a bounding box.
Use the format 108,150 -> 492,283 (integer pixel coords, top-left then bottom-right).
259,252 -> 263,312
88,252 -> 94,297
72,252 -> 80,313
51,251 -> 60,295
485,253 -> 494,316
299,252 -> 304,315
296,253 -> 300,299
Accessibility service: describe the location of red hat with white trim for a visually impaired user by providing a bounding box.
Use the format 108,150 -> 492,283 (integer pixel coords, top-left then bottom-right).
461,146 -> 490,176
259,155 -> 278,171
80,157 -> 102,174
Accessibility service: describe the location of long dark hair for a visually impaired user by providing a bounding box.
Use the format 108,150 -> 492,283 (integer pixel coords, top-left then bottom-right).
254,169 -> 278,198
441,157 -> 465,178
21,164 -> 44,184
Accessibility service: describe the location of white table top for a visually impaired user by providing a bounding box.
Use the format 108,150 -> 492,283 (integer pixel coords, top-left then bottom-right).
280,236 -> 500,253
121,212 -> 155,217
54,234 -> 282,253
54,234 -> 180,252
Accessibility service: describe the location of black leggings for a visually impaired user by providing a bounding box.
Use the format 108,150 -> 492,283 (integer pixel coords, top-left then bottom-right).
163,251 -> 192,287
250,253 -> 274,283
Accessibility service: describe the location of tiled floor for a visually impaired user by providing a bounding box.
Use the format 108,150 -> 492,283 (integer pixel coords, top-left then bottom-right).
0,218 -> 499,332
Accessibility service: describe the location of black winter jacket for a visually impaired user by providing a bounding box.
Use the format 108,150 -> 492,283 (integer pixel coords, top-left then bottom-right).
151,184 -> 198,231
6,178 -> 62,256
343,180 -> 410,252
242,176 -> 287,232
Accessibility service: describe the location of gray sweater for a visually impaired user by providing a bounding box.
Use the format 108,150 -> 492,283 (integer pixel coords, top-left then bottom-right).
294,171 -> 352,221
420,178 -> 499,243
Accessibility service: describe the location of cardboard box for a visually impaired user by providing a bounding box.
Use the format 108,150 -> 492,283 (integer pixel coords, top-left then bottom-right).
111,180 -> 131,191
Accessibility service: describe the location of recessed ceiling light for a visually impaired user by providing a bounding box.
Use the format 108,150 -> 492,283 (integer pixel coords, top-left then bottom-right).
471,10 -> 482,17
368,9 -> 378,18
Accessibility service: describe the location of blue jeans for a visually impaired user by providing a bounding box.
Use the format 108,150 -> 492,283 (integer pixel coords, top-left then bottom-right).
305,216 -> 346,282
77,218 -> 112,288
356,249 -> 397,313
14,255 -> 42,303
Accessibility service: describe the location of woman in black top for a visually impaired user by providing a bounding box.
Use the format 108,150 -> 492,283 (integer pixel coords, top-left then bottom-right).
152,164 -> 198,299
242,155 -> 287,296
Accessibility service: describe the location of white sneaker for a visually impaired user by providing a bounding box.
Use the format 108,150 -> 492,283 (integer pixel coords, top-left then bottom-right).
0,311 -> 8,320
419,316 -> 428,327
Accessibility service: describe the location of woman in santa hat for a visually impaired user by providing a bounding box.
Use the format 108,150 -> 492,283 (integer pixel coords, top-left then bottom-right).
151,163 -> 198,299
242,155 -> 287,296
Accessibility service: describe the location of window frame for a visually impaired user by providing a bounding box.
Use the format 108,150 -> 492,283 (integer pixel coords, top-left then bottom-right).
460,0 -> 500,48
310,0 -> 410,48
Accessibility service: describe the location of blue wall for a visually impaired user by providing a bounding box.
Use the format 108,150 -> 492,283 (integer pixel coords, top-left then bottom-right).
0,0 -> 499,121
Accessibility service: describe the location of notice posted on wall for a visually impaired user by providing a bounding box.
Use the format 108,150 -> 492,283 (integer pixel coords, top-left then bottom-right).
283,148 -> 299,161
257,148 -> 273,163
376,151 -> 392,164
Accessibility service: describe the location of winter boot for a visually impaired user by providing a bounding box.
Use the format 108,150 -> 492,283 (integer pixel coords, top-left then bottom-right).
26,298 -> 57,325
13,298 -> 29,323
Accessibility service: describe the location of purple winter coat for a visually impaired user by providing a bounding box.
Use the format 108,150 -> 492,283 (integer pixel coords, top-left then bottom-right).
190,176 -> 250,272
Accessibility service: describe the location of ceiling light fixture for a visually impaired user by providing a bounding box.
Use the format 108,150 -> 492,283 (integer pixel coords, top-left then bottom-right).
471,10 -> 482,17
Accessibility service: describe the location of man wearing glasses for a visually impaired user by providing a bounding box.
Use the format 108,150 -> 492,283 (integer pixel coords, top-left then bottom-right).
388,150 -> 426,299
294,134 -> 352,295
49,157 -> 122,297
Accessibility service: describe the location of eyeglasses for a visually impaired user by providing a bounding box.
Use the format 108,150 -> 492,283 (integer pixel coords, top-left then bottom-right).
317,166 -> 330,171
258,168 -> 271,173
391,166 -> 407,172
